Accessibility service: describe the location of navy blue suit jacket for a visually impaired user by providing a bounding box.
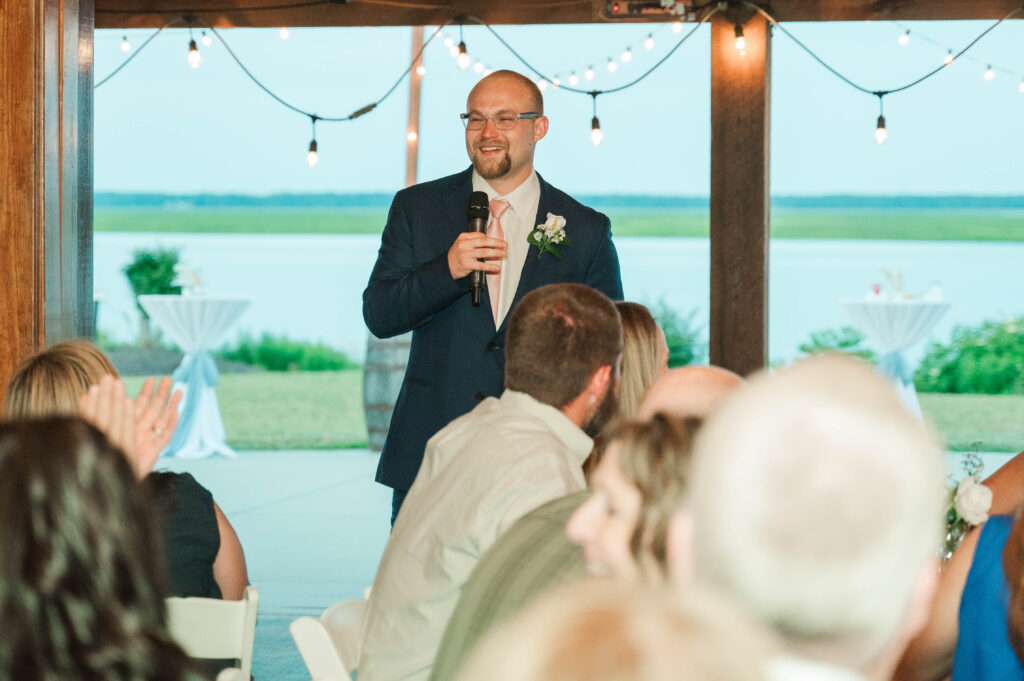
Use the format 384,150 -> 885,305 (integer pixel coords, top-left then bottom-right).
362,167 -> 623,492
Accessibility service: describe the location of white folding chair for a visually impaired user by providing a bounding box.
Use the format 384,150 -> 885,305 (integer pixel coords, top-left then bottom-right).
166,585 -> 259,680
291,595 -> 368,681
216,670 -> 247,681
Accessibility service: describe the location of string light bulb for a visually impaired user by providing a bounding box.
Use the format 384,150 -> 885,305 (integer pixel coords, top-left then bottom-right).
407,131 -> 418,142
449,45 -> 459,57
473,61 -> 484,73
620,47 -> 632,63
1019,80 -> 1024,94
187,39 -> 201,69
279,27 -> 290,40
457,42 -> 471,70
537,78 -> 548,91
307,116 -> 319,167
200,31 -> 212,47
644,34 -> 655,50
584,66 -> 595,81
552,75 -> 561,87
672,22 -> 683,34
734,24 -> 746,54
416,64 -> 426,76
591,116 -> 603,146
120,36 -> 131,52
874,115 -> 888,145
607,58 -> 618,73
444,36 -> 454,48
984,65 -> 995,81
943,50 -> 954,65
569,72 -> 579,86
898,30 -> 910,46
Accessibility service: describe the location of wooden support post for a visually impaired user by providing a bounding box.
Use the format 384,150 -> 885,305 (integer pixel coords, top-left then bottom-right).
405,26 -> 424,189
708,16 -> 770,376
0,0 -> 94,399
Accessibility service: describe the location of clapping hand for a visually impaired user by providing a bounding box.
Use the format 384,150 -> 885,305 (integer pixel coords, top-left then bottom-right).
80,375 -> 182,479
131,376 -> 183,478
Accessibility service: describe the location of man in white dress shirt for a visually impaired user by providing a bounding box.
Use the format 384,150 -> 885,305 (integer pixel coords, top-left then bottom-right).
358,283 -> 622,681
674,356 -> 946,681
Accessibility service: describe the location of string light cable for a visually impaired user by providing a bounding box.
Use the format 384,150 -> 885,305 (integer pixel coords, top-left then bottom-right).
891,20 -> 1024,80
464,3 -> 719,97
199,18 -> 450,121
746,2 -> 1022,97
744,2 -> 1023,142
95,21 -> 178,88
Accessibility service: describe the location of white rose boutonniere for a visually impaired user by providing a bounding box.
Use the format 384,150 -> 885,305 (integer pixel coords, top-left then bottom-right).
528,213 -> 571,260
953,475 -> 993,525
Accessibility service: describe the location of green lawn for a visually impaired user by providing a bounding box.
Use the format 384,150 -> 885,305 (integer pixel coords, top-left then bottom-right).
126,372 -> 1022,452
95,209 -> 1024,241
919,393 -> 1024,452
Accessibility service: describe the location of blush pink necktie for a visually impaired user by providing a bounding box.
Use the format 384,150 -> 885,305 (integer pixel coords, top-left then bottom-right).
487,199 -> 509,323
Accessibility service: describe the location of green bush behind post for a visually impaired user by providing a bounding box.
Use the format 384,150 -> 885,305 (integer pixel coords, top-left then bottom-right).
123,248 -> 181,348
217,332 -> 359,372
649,300 -> 707,368
915,317 -> 1024,395
798,326 -> 877,362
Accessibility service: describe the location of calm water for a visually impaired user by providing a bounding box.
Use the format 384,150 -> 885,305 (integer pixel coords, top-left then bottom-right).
94,234 -> 1024,365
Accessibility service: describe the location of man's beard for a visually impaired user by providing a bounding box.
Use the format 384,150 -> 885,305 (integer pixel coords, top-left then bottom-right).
471,148 -> 511,179
584,377 -> 620,438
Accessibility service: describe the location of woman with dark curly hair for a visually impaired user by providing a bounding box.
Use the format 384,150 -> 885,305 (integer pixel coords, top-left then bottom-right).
0,417 -> 207,681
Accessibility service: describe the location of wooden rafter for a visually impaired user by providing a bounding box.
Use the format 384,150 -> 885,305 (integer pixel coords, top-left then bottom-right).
94,0 -> 1024,29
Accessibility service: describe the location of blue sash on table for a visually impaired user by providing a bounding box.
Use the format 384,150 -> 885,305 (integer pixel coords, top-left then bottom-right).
166,352 -> 220,455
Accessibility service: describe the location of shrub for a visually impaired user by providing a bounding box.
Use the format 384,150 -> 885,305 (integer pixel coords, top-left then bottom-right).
649,300 -> 707,368
123,248 -> 181,348
798,326 -> 877,362
217,333 -> 358,372
915,317 -> 1024,395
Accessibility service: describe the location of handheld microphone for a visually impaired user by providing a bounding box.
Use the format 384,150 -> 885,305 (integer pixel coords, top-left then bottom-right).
467,191 -> 490,307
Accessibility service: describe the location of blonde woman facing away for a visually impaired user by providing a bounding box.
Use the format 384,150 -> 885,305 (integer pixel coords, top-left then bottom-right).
3,340 -> 249,601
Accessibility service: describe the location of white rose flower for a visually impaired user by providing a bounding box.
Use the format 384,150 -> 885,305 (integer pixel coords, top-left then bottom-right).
532,230 -> 544,241
954,476 -> 993,525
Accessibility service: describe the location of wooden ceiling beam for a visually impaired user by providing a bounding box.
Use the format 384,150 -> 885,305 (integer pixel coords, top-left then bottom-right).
95,0 -> 1023,29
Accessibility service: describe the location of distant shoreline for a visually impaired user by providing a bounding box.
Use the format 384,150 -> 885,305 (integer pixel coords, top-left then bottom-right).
94,207 -> 1024,241
95,192 -> 1024,212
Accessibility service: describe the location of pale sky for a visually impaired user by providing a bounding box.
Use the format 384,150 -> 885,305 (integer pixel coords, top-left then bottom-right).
94,19 -> 1024,197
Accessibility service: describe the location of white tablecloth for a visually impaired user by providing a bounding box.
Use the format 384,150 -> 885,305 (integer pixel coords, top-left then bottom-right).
841,298 -> 951,417
138,295 -> 251,459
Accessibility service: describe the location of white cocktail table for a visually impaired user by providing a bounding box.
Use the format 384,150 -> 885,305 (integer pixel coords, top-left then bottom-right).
841,297 -> 951,417
138,294 -> 251,458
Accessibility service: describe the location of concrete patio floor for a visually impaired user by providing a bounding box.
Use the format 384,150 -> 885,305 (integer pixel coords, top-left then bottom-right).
156,447 -> 1020,680
157,449 -> 392,681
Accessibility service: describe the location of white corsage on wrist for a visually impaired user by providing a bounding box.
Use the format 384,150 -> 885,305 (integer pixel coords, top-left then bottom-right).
528,213 -> 571,260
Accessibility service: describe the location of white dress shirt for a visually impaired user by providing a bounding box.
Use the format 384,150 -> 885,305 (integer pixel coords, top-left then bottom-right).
472,169 -> 541,327
357,389 -> 592,681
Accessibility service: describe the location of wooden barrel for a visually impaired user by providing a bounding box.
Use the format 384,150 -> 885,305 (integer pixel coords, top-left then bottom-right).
362,332 -> 412,452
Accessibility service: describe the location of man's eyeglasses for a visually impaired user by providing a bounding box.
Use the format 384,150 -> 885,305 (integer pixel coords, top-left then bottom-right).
460,112 -> 542,131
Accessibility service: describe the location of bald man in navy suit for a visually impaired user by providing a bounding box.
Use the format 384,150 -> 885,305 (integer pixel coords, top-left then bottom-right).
363,70 -> 623,523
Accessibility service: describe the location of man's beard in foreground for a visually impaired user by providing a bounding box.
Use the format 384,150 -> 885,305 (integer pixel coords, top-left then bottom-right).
584,380 -> 620,438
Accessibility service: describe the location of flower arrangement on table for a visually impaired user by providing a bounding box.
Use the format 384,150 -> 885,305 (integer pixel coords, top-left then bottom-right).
943,446 -> 993,561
